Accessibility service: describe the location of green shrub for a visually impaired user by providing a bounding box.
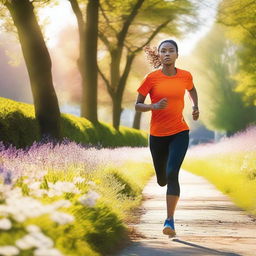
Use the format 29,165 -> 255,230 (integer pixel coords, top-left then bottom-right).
0,97 -> 40,148
0,97 -> 148,148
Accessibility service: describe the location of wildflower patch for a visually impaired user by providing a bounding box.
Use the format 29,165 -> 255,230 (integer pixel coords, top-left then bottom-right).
0,141 -> 154,255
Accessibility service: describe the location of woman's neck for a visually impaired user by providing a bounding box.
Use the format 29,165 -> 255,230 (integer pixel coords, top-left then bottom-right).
161,64 -> 177,76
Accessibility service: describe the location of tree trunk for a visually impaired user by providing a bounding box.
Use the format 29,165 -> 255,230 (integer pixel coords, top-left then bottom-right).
110,53 -> 135,130
112,95 -> 123,130
133,111 -> 142,129
80,0 -> 99,123
5,0 -> 61,139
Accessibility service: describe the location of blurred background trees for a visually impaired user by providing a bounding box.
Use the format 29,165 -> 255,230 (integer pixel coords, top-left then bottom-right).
217,0 -> 256,106
2,0 -> 61,139
68,0 -> 99,123
0,0 -> 255,142
185,24 -> 256,136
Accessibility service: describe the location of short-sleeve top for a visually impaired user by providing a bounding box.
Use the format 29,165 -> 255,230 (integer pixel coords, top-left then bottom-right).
137,68 -> 194,137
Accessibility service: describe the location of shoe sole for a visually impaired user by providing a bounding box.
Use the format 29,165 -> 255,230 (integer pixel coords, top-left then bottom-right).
163,226 -> 176,237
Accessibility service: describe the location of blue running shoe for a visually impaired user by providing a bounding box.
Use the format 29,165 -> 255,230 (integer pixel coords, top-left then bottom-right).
163,217 -> 176,237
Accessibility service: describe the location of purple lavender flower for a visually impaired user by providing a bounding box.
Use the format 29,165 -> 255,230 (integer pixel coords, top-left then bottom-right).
4,170 -> 12,185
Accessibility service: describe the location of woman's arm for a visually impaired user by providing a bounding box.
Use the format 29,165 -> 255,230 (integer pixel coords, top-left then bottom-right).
188,86 -> 199,120
135,94 -> 152,112
135,93 -> 168,112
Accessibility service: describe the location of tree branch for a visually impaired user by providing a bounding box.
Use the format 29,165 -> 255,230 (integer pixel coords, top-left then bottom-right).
118,53 -> 135,96
98,30 -> 112,51
218,19 -> 256,39
98,1 -> 118,36
97,64 -> 114,96
132,19 -> 172,54
239,23 -> 256,39
117,0 -> 144,47
219,0 -> 256,16
68,0 -> 84,40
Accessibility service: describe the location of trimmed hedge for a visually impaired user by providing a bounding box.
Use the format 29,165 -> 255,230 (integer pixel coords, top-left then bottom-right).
0,97 -> 148,148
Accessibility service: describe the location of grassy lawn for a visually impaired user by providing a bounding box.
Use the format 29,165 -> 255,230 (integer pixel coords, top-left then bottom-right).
183,127 -> 256,216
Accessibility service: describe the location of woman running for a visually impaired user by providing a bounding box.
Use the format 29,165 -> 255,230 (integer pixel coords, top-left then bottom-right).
135,39 -> 199,237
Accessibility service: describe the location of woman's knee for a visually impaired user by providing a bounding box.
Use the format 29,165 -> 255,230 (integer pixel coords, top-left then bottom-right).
167,179 -> 180,195
167,170 -> 178,182
157,178 -> 167,187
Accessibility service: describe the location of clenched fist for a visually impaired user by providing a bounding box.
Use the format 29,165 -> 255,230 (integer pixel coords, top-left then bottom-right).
192,106 -> 199,120
152,98 -> 168,110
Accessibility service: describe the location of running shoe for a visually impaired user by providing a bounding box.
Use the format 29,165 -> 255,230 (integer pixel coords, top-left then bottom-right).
163,217 -> 176,237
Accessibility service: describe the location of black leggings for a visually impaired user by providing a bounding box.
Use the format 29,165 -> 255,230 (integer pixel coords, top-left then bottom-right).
149,130 -> 189,196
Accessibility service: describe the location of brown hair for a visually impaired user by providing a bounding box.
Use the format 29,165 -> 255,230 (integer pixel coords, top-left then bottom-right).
144,40 -> 178,69
143,45 -> 161,69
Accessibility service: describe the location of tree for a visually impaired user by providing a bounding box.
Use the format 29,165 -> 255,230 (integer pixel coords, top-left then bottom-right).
97,0 -> 198,129
68,0 -> 99,123
2,0 -> 61,139
191,24 -> 256,135
217,0 -> 256,106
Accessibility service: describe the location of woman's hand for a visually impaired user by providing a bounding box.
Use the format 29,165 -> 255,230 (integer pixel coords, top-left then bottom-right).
192,106 -> 199,120
152,98 -> 168,110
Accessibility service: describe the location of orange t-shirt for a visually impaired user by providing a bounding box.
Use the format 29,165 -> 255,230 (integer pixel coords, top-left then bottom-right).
137,68 -> 194,136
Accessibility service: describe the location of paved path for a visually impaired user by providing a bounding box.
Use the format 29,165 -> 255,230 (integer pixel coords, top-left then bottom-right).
116,170 -> 256,256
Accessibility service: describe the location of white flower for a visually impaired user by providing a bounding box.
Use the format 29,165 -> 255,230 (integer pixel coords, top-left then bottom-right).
52,200 -> 72,210
28,181 -> 41,190
0,246 -> 19,255
5,188 -> 23,200
15,236 -> 34,250
51,211 -> 74,225
16,232 -> 54,249
54,181 -> 80,194
79,196 -> 95,207
87,190 -> 100,200
0,218 -> 12,230
2,195 -> 72,224
3,196 -> 56,221
48,182 -> 54,188
30,232 -> 54,248
47,190 -> 62,197
73,176 -> 85,184
47,181 -> 80,197
34,248 -> 63,256
79,190 -> 100,207
10,197 -> 43,219
26,225 -> 41,233
12,212 -> 27,223
30,189 -> 48,197
0,205 -> 9,216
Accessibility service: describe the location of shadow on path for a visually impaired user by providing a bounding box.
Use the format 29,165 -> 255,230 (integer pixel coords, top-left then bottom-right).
172,238 -> 241,256
118,239 -> 242,256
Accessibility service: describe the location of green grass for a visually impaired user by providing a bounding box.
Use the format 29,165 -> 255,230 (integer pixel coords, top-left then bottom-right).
182,151 -> 256,215
0,96 -> 148,148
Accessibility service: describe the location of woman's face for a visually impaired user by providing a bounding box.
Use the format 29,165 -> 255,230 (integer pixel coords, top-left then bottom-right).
158,42 -> 178,66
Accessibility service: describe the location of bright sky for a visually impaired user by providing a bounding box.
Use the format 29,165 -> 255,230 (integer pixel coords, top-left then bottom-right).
172,0 -> 221,55
39,0 -> 220,55
38,1 -> 77,48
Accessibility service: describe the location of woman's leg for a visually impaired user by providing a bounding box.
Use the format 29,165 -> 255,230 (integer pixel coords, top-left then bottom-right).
166,195 -> 179,220
149,135 -> 169,186
166,130 -> 189,219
